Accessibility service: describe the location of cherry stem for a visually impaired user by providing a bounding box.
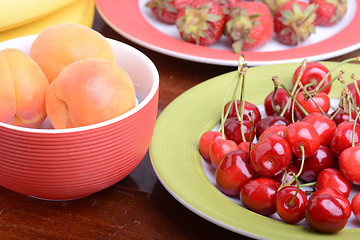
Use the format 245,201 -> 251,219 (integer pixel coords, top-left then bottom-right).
351,73 -> 360,99
315,56 -> 360,92
301,85 -> 327,116
352,111 -> 360,147
296,145 -> 306,179
288,173 -> 300,207
291,87 -> 302,123
318,71 -> 344,92
330,107 -> 341,120
278,80 -> 309,117
248,111 -> 255,157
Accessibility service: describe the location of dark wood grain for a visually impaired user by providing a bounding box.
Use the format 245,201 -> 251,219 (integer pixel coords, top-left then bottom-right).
1,6 -> 360,240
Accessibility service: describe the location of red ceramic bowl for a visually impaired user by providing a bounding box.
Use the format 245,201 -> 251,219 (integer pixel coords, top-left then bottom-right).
0,35 -> 159,200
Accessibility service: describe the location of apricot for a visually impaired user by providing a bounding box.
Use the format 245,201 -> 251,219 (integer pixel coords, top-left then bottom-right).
46,58 -> 136,129
29,23 -> 116,83
0,48 -> 49,128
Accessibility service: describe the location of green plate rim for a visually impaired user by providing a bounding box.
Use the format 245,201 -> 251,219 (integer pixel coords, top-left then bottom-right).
149,61 -> 360,240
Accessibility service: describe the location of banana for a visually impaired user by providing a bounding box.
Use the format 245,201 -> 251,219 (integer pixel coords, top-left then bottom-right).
0,0 -> 79,32
0,0 -> 95,43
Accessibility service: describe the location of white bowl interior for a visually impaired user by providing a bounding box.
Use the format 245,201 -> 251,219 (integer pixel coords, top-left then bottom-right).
0,35 -> 159,133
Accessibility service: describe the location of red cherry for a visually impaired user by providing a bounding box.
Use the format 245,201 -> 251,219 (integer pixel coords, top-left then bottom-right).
316,168 -> 351,198
240,177 -> 280,216
331,108 -> 359,126
224,117 -> 255,145
283,121 -> 320,158
238,142 -> 255,155
275,186 -> 308,224
264,88 -> 292,122
215,150 -> 257,196
346,79 -> 360,107
250,133 -> 291,178
258,124 -> 286,140
199,131 -> 224,161
339,145 -> 360,185
292,145 -> 336,183
351,192 -> 360,222
310,187 -> 351,219
294,91 -> 330,121
224,100 -> 261,126
292,62 -> 332,94
302,112 -> 336,147
330,121 -> 360,158
273,163 -> 298,186
209,139 -> 239,167
255,115 -> 289,140
305,194 -> 348,233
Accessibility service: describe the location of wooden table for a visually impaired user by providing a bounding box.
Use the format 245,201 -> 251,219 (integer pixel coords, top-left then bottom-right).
1,8 -> 360,240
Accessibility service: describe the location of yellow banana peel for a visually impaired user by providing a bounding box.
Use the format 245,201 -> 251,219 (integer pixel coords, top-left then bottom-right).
0,0 -> 80,32
0,0 -> 95,43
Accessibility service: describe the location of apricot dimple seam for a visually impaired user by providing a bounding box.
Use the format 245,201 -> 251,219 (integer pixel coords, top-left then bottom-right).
52,80 -> 76,128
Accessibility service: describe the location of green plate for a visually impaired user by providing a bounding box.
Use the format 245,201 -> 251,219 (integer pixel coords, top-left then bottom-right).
149,62 -> 360,239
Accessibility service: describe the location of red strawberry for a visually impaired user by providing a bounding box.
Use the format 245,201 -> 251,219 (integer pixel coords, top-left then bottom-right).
176,0 -> 225,46
310,0 -> 347,26
274,0 -> 317,46
224,1 -> 274,52
146,0 -> 194,24
214,0 -> 243,16
262,0 -> 290,14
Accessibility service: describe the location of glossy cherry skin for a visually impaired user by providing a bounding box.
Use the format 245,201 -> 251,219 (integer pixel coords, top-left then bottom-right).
250,133 -> 291,178
199,131 -> 224,162
346,79 -> 360,106
240,177 -> 280,216
255,115 -> 289,140
258,125 -> 286,140
224,117 -> 255,145
224,100 -> 261,126
302,113 -> 336,147
316,168 -> 351,198
351,192 -> 360,222
283,121 -> 320,158
215,150 -> 257,196
209,139 -> 239,167
292,62 -> 332,94
294,91 -> 330,121
292,145 -> 336,183
330,121 -> 360,158
331,108 -> 359,126
238,142 -> 255,156
339,145 -> 360,185
310,187 -> 351,219
275,186 -> 308,224
273,163 -> 298,186
305,194 -> 348,233
264,88 -> 292,122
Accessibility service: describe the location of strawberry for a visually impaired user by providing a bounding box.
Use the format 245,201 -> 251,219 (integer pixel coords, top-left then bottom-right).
176,0 -> 225,46
274,0 -> 317,46
214,0 -> 243,16
262,0 -> 290,14
224,1 -> 274,52
310,0 -> 347,26
146,0 -> 194,24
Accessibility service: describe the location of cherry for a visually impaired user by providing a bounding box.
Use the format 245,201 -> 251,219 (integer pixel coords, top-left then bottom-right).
294,91 -> 330,121
316,168 -> 351,198
330,121 -> 360,158
283,121 -> 320,158
305,194 -> 348,233
292,145 -> 336,183
351,192 -> 360,222
331,108 -> 359,126
275,186 -> 308,224
224,117 -> 255,145
310,187 -> 351,219
292,61 -> 332,94
224,100 -> 261,126
302,112 -> 336,147
209,138 -> 239,167
273,163 -> 298,186
215,150 -> 257,196
258,125 -> 286,140
238,142 -> 255,155
264,88 -> 292,122
255,115 -> 289,140
346,79 -> 360,107
250,133 -> 291,178
339,145 -> 360,185
240,177 -> 280,216
199,131 -> 224,161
